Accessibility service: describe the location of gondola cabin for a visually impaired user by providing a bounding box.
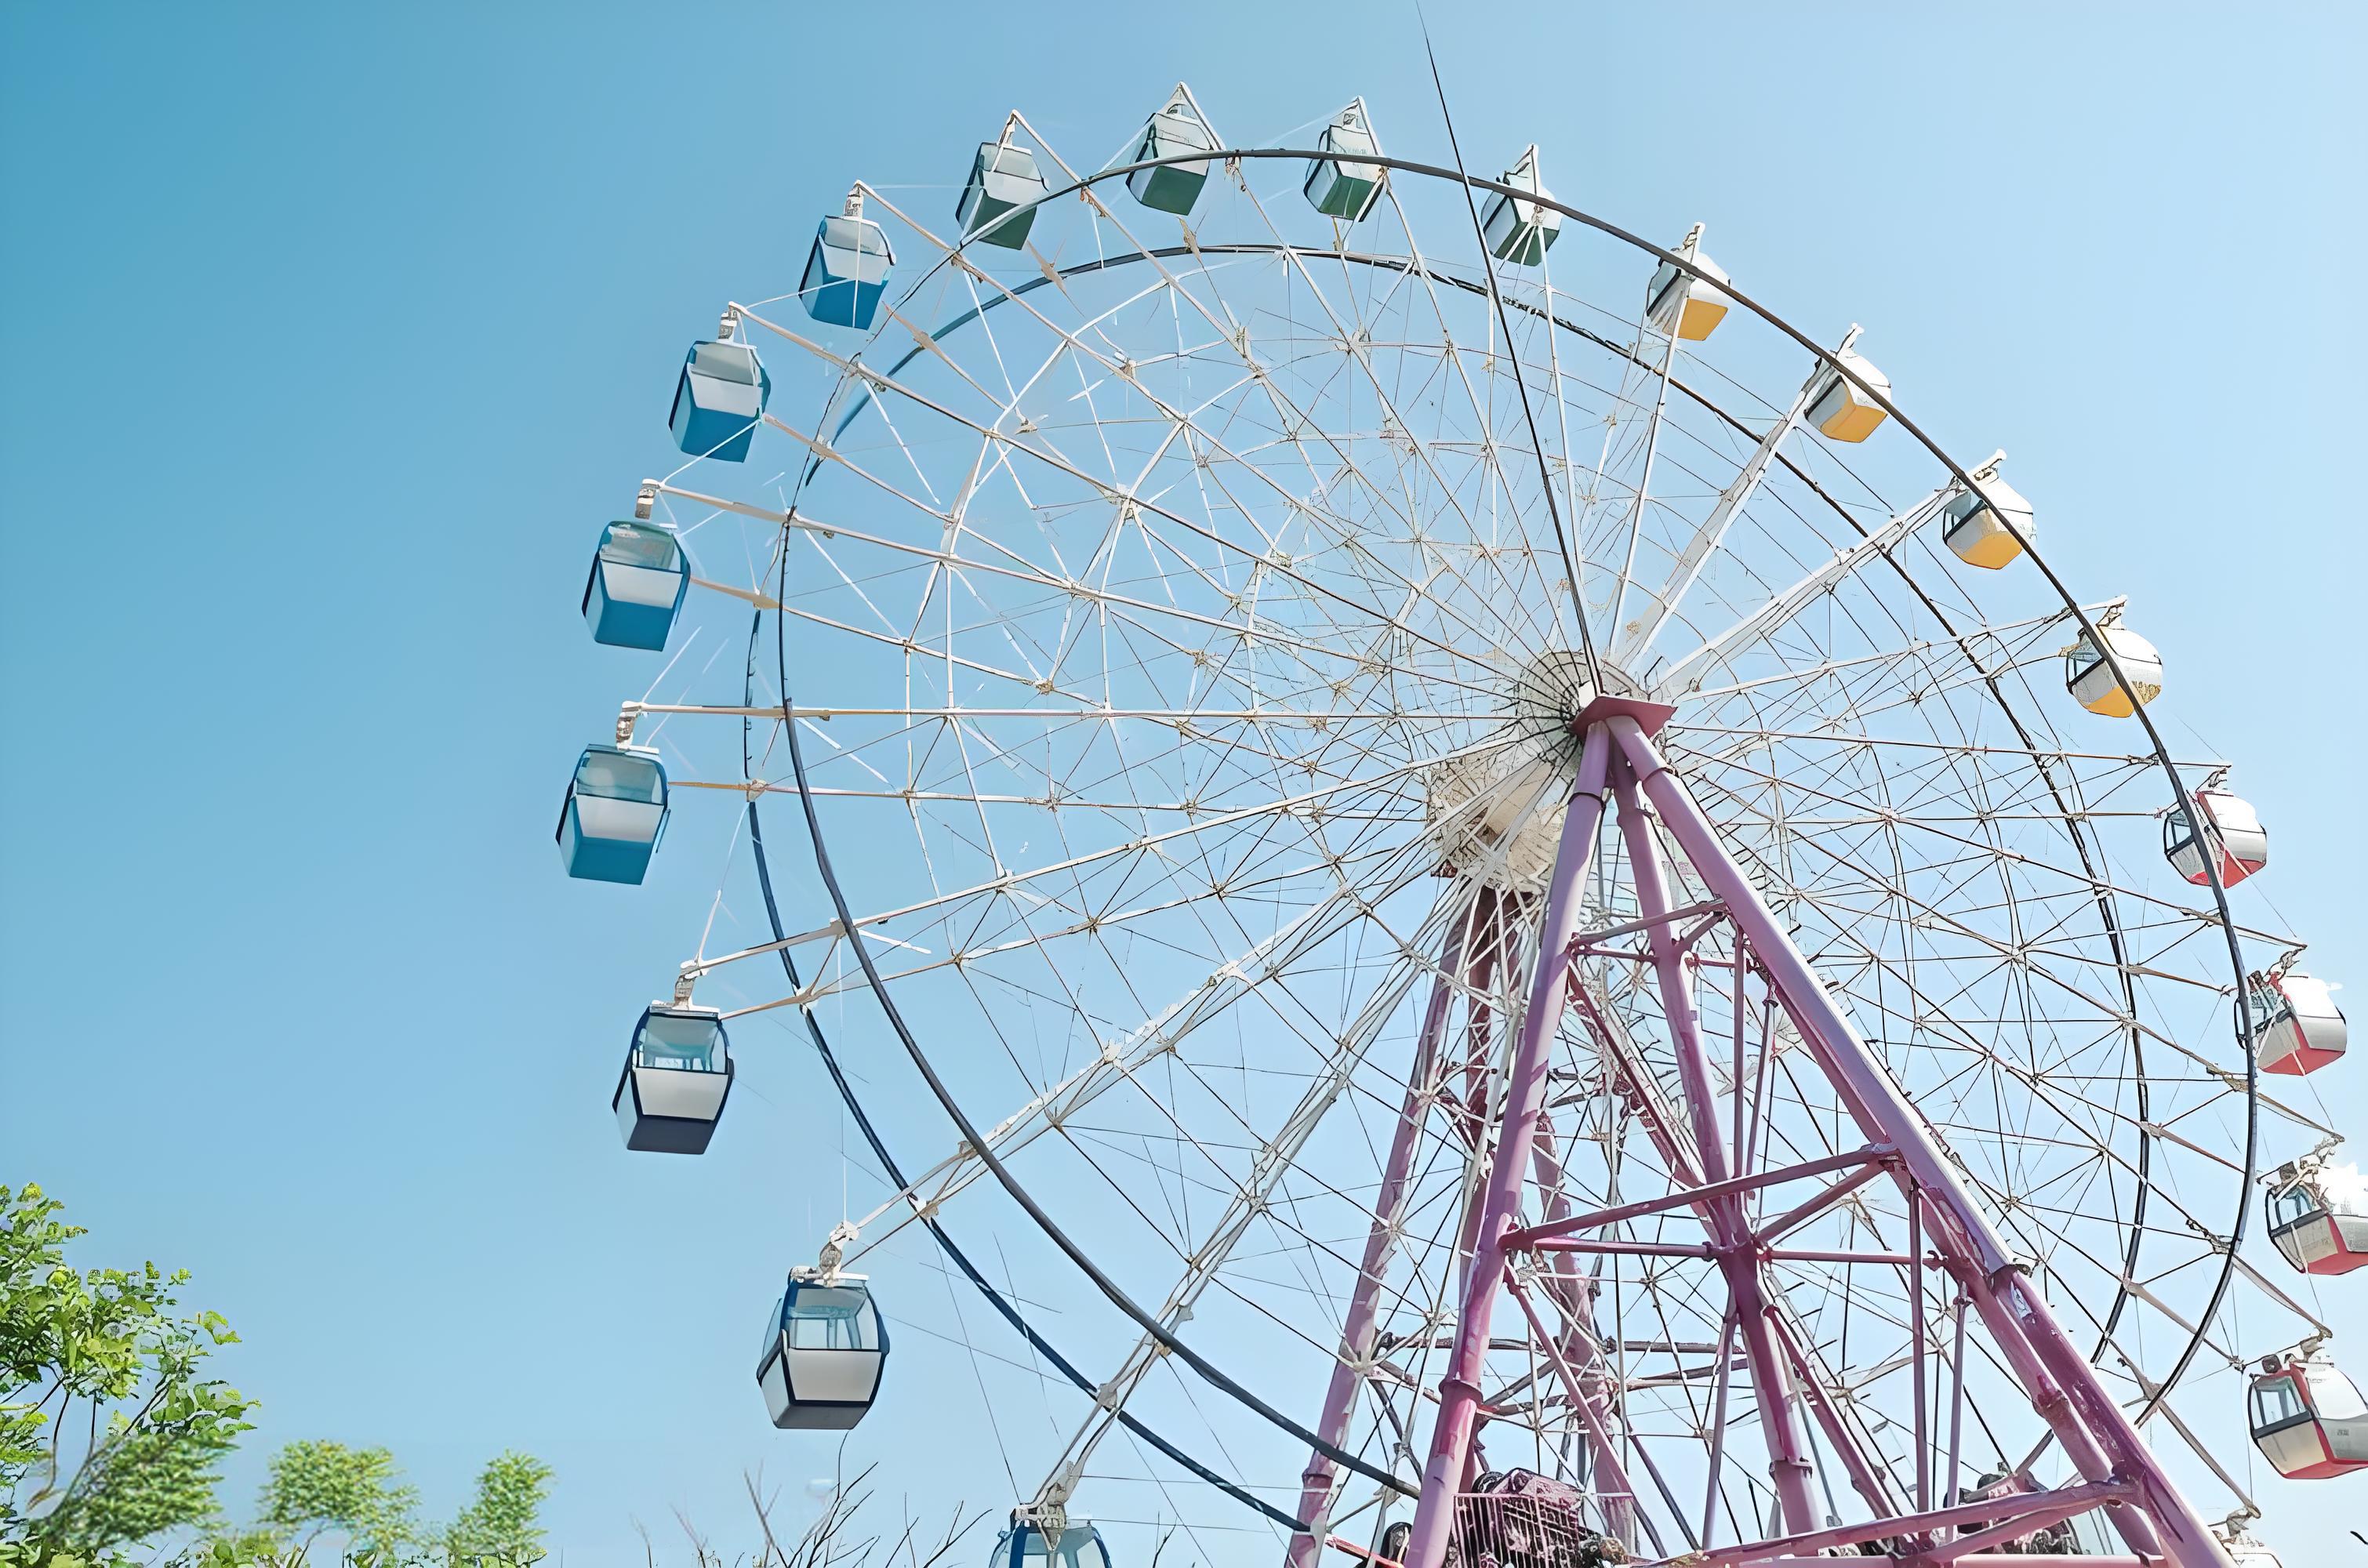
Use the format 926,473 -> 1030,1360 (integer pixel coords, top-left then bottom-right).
802,193 -> 895,330
1805,343 -> 1891,443
989,1519 -> 1111,1568
614,1004 -> 732,1153
2249,1354 -> 2368,1479
2265,1159 -> 2368,1276
670,339 -> 770,463
1128,86 -> 1216,216
582,521 -> 688,651
1304,100 -> 1385,222
755,1272 -> 886,1428
2245,968 -> 2348,1076
2064,622 -> 2163,717
957,139 -> 1048,250
1940,468 -> 2036,570
557,745 -> 669,884
1479,146 -> 1560,266
1646,234 -> 1731,342
2164,786 -> 2268,887
2220,1526 -> 2283,1568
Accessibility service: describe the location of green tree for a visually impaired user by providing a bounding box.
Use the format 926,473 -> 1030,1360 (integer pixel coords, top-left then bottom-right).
0,1182 -> 255,1568
439,1454 -> 552,1567
225,1443 -> 551,1568
256,1442 -> 419,1567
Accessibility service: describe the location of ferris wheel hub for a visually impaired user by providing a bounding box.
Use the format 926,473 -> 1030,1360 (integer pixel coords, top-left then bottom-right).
1418,654 -> 1670,893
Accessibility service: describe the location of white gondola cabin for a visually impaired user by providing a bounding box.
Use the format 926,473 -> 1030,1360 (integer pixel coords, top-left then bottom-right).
2064,619 -> 2163,717
2164,785 -> 2268,887
755,1271 -> 886,1428
670,338 -> 770,463
2250,1352 -> 2368,1479
582,521 -> 688,651
2266,1156 -> 2368,1276
957,137 -> 1048,250
1645,227 -> 1731,342
613,1005 -> 732,1153
1940,462 -> 2036,570
1805,342 -> 1891,443
1304,100 -> 1385,223
802,190 -> 895,331
557,745 -> 669,884
989,1518 -> 1110,1568
2218,1525 -> 2283,1568
1479,146 -> 1560,266
1128,85 -> 1216,216
2244,967 -> 2348,1076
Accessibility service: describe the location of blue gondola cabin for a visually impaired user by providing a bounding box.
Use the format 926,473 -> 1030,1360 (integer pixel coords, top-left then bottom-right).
756,1272 -> 886,1428
670,339 -> 770,463
802,192 -> 894,330
990,1519 -> 1111,1568
1128,86 -> 1216,216
958,140 -> 1049,250
614,1004 -> 732,1154
1304,100 -> 1385,222
557,744 -> 669,884
582,521 -> 689,651
1479,146 -> 1560,267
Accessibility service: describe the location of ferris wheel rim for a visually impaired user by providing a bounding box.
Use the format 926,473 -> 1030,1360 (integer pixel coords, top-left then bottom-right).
746,216 -> 2222,1356
702,140 -> 2268,1525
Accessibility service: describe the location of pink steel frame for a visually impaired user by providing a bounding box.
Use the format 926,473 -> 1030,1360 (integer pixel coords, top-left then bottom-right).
1289,710 -> 2230,1568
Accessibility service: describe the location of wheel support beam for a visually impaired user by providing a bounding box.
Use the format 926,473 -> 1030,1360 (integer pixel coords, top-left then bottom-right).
1394,715 -> 2230,1568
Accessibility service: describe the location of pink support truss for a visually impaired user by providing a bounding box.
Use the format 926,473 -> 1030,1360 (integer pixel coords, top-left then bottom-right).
1400,733 -> 1612,1568
1611,758 -> 1818,1534
1391,715 -> 2232,1568
1285,894 -> 1486,1568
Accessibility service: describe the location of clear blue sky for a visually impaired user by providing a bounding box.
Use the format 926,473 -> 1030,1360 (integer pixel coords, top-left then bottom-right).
4,4 -> 2364,1563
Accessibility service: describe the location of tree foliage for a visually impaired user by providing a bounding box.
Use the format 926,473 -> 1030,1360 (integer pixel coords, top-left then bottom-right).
0,1186 -> 550,1568
232,1443 -> 551,1567
256,1442 -> 418,1566
0,1182 -> 255,1568
441,1454 -> 552,1567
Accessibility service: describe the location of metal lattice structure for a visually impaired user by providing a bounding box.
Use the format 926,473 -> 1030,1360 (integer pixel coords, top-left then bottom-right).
568,89 -> 2356,1568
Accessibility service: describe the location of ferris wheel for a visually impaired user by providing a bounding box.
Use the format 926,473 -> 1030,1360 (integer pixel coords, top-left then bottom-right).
559,82 -> 2360,1568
